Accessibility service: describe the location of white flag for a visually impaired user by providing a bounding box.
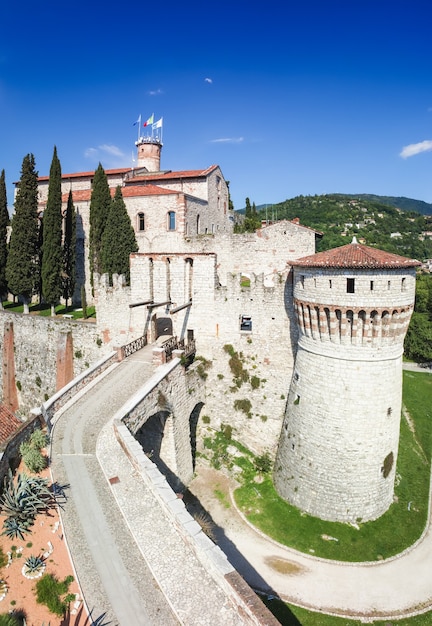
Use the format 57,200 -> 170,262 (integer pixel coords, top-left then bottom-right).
153,117 -> 163,129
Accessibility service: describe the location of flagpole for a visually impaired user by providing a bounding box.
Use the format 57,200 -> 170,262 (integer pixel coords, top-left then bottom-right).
137,114 -> 141,142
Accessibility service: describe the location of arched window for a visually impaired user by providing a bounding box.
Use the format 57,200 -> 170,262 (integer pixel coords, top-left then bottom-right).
137,212 -> 145,231
168,211 -> 176,231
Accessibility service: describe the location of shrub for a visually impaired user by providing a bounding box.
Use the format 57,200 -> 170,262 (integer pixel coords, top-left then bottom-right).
234,399 -> 252,417
30,429 -> 49,450
254,452 -> 273,474
250,375 -> 260,390
36,573 -> 74,617
22,448 -> 47,473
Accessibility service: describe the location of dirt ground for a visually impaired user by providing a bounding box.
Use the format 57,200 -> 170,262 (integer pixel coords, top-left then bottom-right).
0,459 -> 90,626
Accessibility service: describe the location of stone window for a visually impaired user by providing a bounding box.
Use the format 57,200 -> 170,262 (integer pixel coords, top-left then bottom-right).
300,275 -> 305,288
137,212 -> 145,231
387,280 -> 391,290
401,277 -> 406,292
347,278 -> 355,293
329,279 -> 332,289
240,315 -> 252,332
168,211 -> 176,231
370,280 -> 374,291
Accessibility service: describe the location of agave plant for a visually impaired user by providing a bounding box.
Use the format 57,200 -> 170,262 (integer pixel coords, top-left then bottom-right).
24,554 -> 45,574
2,516 -> 33,540
0,471 -> 57,539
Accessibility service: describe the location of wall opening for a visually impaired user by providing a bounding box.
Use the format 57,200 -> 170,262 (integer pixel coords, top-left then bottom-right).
240,315 -> 252,332
347,278 -> 355,293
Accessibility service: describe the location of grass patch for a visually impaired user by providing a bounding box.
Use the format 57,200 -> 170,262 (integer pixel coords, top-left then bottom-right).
35,573 -> 75,616
230,372 -> 432,562
262,598 -> 432,625
214,488 -> 231,509
2,301 -> 95,320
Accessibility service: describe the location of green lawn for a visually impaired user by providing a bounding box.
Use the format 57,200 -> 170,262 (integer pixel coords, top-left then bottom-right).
1,301 -> 95,320
234,371 -> 432,562
202,371 -> 432,624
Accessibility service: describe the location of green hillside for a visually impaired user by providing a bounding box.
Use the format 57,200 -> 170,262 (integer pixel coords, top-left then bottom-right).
256,194 -> 432,259
342,194 -> 432,216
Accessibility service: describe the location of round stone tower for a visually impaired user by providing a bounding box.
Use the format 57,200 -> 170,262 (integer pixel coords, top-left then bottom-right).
135,137 -> 162,172
274,239 -> 419,523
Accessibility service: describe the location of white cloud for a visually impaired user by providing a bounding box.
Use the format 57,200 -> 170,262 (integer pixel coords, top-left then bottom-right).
84,144 -> 131,167
99,144 -> 124,157
204,77 -> 213,84
84,147 -> 98,158
400,140 -> 432,158
210,137 -> 244,144
148,88 -> 163,96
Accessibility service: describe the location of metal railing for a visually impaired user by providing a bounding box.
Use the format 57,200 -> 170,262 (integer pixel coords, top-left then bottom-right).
123,335 -> 148,358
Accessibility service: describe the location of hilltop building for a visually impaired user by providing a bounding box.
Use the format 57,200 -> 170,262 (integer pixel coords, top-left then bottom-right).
11,131 -> 419,524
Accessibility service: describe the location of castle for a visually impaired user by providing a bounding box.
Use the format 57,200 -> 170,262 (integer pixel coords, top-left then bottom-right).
15,131 -> 419,524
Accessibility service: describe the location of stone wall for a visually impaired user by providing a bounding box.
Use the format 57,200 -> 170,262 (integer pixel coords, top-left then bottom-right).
95,252 -> 298,456
0,312 -> 108,417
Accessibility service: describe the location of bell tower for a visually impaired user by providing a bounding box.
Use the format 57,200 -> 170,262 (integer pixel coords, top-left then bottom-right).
135,137 -> 162,172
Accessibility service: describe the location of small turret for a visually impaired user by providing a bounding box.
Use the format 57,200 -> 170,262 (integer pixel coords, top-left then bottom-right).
135,136 -> 162,172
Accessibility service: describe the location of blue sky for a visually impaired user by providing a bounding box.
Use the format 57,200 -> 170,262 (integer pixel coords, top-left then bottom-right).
1,0 -> 432,212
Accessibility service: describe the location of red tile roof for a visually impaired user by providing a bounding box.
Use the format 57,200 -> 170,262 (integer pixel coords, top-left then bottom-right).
292,240 -> 421,269
0,404 -> 22,446
33,165 -> 218,185
37,167 -> 132,182
60,184 -> 179,203
125,165 -> 218,183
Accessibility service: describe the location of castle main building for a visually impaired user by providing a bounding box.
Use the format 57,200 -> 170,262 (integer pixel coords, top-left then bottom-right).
24,134 -> 420,525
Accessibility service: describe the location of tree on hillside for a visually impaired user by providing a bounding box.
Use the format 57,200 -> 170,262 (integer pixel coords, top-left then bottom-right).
62,190 -> 76,307
0,169 -> 10,308
101,186 -> 138,284
89,163 -> 111,286
41,146 -> 63,315
6,154 -> 39,314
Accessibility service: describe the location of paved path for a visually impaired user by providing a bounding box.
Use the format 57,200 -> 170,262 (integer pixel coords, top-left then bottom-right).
50,347 -> 250,626
51,347 -> 179,626
50,351 -> 432,624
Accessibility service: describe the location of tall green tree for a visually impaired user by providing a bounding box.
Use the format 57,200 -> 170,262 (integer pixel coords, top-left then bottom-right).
101,186 -> 138,284
6,154 -> 39,314
41,146 -> 63,315
89,163 -> 111,284
62,189 -> 76,307
0,169 -> 10,307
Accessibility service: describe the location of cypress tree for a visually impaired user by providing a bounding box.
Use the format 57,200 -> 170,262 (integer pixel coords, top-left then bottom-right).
41,146 -> 63,315
0,170 -> 10,307
6,154 -> 39,314
62,190 -> 76,307
89,163 -> 111,283
101,186 -> 138,284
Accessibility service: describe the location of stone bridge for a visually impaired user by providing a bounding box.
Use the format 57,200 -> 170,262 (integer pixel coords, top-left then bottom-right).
40,342 -> 278,626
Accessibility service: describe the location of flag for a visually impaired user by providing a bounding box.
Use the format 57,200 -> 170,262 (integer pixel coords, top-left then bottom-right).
133,114 -> 141,126
153,117 -> 163,129
143,114 -> 154,127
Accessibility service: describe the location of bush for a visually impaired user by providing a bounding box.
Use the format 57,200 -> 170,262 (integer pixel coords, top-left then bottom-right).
21,448 -> 47,473
36,573 -> 74,617
30,429 -> 49,450
254,452 -> 273,474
